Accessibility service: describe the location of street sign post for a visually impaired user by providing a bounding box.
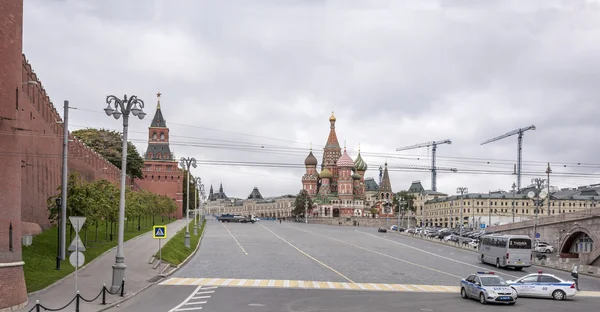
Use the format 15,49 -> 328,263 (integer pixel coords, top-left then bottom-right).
480,223 -> 486,229
153,225 -> 167,274
68,216 -> 86,293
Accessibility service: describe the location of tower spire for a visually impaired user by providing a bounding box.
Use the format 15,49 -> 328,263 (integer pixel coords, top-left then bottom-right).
358,143 -> 361,153
156,92 -> 161,109
310,142 -> 312,151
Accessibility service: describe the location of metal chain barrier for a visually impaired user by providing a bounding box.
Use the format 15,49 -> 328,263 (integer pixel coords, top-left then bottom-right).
28,279 -> 125,312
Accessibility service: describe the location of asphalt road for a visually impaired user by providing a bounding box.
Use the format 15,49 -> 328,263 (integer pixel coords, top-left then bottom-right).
114,220 -> 600,311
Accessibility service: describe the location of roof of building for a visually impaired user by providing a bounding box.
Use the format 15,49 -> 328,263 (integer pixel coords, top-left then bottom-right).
248,187 -> 263,200
304,150 -> 318,166
354,147 -> 368,171
352,172 -> 361,180
407,181 -> 425,193
365,178 -> 379,191
145,143 -> 172,160
337,148 -> 354,167
319,168 -> 333,179
150,93 -> 167,128
379,163 -> 393,193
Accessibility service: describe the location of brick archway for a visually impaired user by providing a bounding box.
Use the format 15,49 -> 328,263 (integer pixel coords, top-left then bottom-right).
559,225 -> 598,254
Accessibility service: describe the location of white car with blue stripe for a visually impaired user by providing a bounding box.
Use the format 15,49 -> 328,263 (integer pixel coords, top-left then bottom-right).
506,270 -> 577,300
460,272 -> 518,305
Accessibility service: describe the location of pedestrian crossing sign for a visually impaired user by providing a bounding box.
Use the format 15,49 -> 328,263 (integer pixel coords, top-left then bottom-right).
153,225 -> 167,239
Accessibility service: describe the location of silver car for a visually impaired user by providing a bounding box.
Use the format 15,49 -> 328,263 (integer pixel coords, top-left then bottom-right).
460,272 -> 518,305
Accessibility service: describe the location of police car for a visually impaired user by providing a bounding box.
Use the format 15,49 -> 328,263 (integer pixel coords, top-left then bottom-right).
506,270 -> 577,300
460,272 -> 517,305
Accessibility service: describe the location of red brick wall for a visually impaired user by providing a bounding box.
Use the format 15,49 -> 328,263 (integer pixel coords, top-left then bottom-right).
18,56 -> 129,229
137,159 -> 184,219
0,0 -> 28,309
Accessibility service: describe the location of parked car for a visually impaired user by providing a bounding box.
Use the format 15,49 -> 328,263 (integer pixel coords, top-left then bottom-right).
378,227 -> 387,233
534,242 -> 554,253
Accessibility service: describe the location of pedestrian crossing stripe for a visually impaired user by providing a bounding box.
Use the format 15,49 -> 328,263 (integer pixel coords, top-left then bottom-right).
158,278 -> 600,297
153,226 -> 167,239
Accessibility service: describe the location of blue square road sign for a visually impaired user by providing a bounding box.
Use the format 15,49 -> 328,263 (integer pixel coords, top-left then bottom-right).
153,225 -> 167,239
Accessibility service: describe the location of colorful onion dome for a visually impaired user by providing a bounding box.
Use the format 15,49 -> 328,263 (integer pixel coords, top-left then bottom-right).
352,172 -> 361,180
354,151 -> 368,171
329,111 -> 336,122
304,151 -> 318,166
337,148 -> 354,167
319,168 -> 333,179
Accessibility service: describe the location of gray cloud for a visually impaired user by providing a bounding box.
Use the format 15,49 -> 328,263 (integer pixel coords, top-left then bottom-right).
22,0 -> 600,198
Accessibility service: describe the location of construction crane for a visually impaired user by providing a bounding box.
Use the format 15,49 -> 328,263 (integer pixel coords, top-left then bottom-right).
481,125 -> 536,192
396,139 -> 452,191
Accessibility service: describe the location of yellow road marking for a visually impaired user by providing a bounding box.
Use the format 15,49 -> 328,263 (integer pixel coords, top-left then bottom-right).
260,224 -> 355,283
287,225 -> 463,279
158,277 -> 600,297
221,222 -> 248,255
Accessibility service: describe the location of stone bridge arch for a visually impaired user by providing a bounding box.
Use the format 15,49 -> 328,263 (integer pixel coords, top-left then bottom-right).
559,225 -> 598,255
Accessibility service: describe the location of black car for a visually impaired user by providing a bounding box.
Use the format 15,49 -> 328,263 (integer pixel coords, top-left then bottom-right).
378,227 -> 387,233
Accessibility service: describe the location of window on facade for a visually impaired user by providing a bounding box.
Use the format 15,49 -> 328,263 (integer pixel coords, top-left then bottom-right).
160,132 -> 165,140
152,132 -> 157,140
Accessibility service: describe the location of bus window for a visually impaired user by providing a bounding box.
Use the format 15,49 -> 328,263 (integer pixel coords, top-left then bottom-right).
509,238 -> 531,249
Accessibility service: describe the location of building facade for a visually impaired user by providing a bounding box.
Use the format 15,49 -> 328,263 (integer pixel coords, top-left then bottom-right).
136,93 -> 184,219
301,113 -> 394,218
421,184 -> 600,229
204,186 -> 295,218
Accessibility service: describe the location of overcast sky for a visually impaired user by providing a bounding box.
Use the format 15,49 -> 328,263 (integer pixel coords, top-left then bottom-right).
23,0 -> 600,199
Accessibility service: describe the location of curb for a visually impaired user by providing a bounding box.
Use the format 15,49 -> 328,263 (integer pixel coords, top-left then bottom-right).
164,220 -> 207,276
395,232 -> 600,279
96,221 -> 207,311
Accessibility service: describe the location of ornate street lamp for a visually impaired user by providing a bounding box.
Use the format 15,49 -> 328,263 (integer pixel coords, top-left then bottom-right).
180,157 -> 197,248
103,94 -> 145,292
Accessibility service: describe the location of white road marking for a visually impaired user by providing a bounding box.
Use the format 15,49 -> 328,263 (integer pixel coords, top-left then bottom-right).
169,286 -> 206,312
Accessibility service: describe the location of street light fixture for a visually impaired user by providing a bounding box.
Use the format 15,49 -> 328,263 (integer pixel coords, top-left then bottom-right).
55,197 -> 62,270
103,94 -> 146,292
180,157 -> 197,248
527,178 -> 547,241
456,187 -> 468,237
511,182 -> 517,223
194,177 -> 202,235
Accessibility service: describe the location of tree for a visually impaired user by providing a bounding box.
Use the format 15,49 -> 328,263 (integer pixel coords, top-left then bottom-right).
182,170 -> 200,215
395,191 -> 417,213
292,189 -> 313,217
71,128 -> 144,179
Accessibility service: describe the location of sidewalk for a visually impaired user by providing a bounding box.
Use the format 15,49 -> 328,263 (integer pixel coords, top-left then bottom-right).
18,219 -> 187,312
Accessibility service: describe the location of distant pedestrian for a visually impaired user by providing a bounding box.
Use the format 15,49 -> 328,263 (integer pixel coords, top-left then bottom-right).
279,219 -> 282,224
572,266 -> 580,290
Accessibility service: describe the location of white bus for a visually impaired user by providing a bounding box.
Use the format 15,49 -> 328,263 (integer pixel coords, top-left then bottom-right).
478,234 -> 532,270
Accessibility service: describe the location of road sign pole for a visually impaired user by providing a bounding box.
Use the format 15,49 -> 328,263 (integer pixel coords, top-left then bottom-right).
159,238 -> 162,274
75,219 -> 79,293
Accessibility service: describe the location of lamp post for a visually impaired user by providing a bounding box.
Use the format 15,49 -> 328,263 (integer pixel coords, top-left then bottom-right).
103,94 -> 146,292
194,177 -> 202,235
55,197 -> 62,270
527,178 -> 547,241
457,187 -> 468,237
179,157 -> 197,248
304,199 -> 308,223
511,182 -> 516,223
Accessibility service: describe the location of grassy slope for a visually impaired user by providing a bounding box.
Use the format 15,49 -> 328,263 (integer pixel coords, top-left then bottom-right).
159,219 -> 206,265
23,215 -> 173,292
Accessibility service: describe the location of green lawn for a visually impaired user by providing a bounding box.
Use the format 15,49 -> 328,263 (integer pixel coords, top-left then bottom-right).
22,215 -> 174,293
158,219 -> 206,265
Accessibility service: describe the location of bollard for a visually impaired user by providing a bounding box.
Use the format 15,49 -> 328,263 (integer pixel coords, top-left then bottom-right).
9,222 -> 13,251
120,278 -> 125,297
35,300 -> 40,312
75,292 -> 80,312
102,283 -> 107,304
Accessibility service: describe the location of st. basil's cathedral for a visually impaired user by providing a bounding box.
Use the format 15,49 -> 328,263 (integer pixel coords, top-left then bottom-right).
301,113 -> 395,218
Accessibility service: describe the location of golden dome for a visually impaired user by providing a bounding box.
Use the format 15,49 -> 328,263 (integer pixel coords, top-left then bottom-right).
329,111 -> 336,122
